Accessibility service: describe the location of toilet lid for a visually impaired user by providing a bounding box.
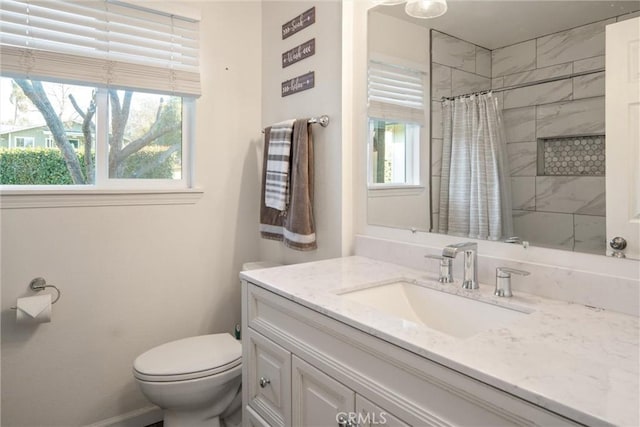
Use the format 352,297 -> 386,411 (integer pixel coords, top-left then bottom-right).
134,333 -> 241,381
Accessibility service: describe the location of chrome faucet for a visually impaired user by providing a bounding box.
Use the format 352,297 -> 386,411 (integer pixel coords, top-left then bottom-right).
442,242 -> 478,290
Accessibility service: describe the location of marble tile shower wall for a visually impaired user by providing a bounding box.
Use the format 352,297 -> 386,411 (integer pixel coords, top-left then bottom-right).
431,14 -> 636,255
491,17 -> 620,255
430,30 -> 492,233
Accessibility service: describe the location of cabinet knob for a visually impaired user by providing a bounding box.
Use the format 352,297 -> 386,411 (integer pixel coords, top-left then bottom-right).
259,377 -> 271,388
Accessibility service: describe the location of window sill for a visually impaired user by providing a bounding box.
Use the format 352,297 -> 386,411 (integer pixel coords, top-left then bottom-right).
0,188 -> 204,209
367,185 -> 425,197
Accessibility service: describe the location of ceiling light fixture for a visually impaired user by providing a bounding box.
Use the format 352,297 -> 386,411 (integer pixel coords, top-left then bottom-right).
374,0 -> 448,19
405,0 -> 448,19
373,0 -> 406,5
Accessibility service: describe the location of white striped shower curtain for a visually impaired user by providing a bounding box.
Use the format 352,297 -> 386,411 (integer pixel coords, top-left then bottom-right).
437,93 -> 513,241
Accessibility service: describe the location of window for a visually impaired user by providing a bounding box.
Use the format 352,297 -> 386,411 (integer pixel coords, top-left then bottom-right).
0,0 -> 200,191
367,59 -> 426,187
369,118 -> 420,185
14,137 -> 34,148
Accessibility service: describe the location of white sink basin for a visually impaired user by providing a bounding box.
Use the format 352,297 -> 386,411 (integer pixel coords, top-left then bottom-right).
338,280 -> 531,338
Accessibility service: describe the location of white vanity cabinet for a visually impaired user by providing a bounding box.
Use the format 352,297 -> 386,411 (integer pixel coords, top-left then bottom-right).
241,281 -> 580,427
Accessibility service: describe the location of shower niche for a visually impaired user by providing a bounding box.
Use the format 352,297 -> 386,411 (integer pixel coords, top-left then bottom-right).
537,135 -> 605,177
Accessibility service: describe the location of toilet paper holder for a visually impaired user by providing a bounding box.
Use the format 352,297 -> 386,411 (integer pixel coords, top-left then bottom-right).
10,277 -> 62,309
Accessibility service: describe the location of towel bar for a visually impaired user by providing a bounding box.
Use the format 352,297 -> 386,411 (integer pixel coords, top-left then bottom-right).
262,115 -> 329,133
307,115 -> 329,127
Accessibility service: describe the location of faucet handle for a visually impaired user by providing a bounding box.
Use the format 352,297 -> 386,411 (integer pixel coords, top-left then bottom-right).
497,267 -> 530,277
495,267 -> 530,297
425,255 -> 454,283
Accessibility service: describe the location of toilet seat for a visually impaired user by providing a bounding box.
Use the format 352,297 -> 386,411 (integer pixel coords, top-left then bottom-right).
133,333 -> 241,382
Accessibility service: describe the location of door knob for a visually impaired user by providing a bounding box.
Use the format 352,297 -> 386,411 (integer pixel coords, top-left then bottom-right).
609,237 -> 627,258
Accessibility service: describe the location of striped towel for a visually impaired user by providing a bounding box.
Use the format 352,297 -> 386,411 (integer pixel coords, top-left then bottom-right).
265,119 -> 295,211
260,118 -> 316,251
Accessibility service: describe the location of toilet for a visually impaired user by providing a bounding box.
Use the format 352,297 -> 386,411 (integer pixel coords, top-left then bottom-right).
133,333 -> 242,427
132,262 -> 280,427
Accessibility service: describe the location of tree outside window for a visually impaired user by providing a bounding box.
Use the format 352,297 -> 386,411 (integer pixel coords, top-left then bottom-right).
0,77 -> 183,186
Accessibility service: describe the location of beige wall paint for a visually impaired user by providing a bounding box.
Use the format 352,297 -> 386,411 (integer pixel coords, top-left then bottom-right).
0,2 -> 263,425
259,1 -> 345,264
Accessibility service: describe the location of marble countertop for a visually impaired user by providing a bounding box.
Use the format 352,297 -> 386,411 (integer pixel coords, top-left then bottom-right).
241,256 -> 639,427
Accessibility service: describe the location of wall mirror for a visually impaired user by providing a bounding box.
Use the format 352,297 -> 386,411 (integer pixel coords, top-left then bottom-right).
366,1 -> 640,259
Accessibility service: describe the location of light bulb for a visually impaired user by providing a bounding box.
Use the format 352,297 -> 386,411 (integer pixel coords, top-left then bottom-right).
405,0 -> 448,18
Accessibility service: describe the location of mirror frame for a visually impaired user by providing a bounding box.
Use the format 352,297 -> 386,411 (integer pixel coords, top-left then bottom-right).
344,1 -> 639,280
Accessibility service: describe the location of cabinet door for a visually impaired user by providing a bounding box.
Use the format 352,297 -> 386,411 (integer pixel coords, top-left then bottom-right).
292,355 -> 355,427
355,395 -> 410,427
245,405 -> 271,427
246,329 -> 291,427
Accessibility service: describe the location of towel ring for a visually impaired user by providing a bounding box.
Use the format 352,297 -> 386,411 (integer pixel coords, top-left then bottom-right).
9,277 -> 62,309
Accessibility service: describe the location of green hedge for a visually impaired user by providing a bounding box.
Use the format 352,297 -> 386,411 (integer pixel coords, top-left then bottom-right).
0,147 -> 176,185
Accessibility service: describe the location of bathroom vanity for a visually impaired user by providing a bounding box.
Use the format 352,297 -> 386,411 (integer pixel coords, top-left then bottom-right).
240,257 -> 638,427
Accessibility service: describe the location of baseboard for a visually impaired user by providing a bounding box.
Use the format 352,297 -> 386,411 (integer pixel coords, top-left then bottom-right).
87,405 -> 163,427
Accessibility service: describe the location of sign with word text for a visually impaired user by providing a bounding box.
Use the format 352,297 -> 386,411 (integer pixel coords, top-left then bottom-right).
282,71 -> 315,97
282,7 -> 315,40
282,39 -> 315,68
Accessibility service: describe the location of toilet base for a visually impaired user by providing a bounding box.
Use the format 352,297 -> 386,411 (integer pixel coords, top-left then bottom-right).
164,410 -> 221,427
136,365 -> 242,427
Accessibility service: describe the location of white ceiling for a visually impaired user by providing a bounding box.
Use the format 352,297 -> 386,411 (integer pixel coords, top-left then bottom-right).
374,1 -> 640,49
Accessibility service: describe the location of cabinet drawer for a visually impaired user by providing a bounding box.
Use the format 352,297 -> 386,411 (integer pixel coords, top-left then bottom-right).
246,329 -> 291,427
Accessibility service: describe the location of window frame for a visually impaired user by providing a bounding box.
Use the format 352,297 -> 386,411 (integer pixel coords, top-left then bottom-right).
0,80 -> 201,208
366,54 -> 427,191
0,0 -> 202,208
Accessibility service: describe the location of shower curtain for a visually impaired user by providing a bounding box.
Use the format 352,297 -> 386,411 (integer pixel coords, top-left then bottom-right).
437,93 -> 513,241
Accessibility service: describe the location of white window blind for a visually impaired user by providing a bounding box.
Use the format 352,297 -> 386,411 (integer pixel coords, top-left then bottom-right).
0,0 -> 201,97
368,60 -> 425,124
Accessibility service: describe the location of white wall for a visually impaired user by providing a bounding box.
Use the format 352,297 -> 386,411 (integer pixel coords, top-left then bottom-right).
259,1 -> 346,264
0,2 -> 263,425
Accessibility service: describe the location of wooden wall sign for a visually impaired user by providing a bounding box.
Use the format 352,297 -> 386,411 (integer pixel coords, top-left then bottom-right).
282,39 -> 315,68
282,71 -> 315,97
282,7 -> 315,40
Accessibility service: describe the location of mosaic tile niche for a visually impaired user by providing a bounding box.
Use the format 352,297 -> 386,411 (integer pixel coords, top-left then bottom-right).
538,135 -> 605,176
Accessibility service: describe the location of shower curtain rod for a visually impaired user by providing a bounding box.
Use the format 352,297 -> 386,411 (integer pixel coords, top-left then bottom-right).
441,67 -> 605,101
